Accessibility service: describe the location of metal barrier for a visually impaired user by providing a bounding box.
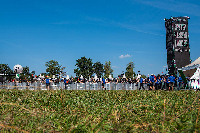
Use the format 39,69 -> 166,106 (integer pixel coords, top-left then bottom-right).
0,82 -> 195,90
0,82 -> 141,90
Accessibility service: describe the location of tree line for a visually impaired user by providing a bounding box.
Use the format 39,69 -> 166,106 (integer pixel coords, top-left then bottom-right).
0,56 -> 137,80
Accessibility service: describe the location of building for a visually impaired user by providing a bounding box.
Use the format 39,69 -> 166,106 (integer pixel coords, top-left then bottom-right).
165,16 -> 190,74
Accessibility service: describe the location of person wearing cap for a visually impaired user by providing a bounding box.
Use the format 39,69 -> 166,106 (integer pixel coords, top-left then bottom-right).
168,74 -> 175,91
149,74 -> 155,90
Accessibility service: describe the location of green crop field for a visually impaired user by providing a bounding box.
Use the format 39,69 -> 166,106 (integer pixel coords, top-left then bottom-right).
0,89 -> 199,132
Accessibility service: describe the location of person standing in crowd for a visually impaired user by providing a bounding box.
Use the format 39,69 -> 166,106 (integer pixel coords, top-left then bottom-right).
102,76 -> 106,90
115,78 -> 118,83
26,80 -> 29,89
146,76 -> 150,90
128,78 -> 131,84
165,75 -> 169,90
69,78 -> 72,86
139,77 -> 145,90
149,74 -> 155,90
46,76 -> 50,90
66,79 -> 69,89
168,74 -> 175,91
178,75 -> 182,90
187,76 -> 191,89
155,76 -> 162,90
64,78 -> 67,89
161,75 -> 165,90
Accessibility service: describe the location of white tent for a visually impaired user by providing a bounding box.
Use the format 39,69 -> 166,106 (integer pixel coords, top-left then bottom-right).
178,57 -> 200,77
190,68 -> 200,80
179,57 -> 200,71
190,68 -> 200,90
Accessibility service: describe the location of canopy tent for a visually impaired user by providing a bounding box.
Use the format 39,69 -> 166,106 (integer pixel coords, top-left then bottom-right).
190,68 -> 200,80
190,68 -> 200,90
178,57 -> 200,77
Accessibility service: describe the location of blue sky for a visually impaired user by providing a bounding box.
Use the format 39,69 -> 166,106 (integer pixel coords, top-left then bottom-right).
1,0 -> 200,77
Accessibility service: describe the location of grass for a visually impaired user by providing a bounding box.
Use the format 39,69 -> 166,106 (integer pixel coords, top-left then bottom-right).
0,89 -> 199,132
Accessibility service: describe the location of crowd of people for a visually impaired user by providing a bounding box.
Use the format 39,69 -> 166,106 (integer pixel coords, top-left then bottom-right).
58,73 -> 188,90
138,74 -> 186,91
2,73 -> 190,90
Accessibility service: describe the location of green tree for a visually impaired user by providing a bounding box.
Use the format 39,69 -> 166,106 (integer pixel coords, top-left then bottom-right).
0,64 -> 14,80
74,57 -> 93,79
45,60 -> 62,78
125,61 -> 135,79
20,66 -> 31,80
31,71 -> 35,75
141,74 -> 146,79
29,71 -> 35,80
93,61 -> 104,78
60,67 -> 67,78
0,64 -> 13,74
104,61 -> 113,78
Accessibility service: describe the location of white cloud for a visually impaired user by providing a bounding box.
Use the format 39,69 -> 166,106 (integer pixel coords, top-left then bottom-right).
112,66 -> 119,68
119,54 -> 132,59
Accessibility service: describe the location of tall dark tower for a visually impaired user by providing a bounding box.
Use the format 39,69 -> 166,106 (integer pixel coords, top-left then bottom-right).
165,16 -> 190,74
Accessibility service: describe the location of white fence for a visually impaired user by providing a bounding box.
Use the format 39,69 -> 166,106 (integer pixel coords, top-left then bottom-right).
0,82 -> 149,90
0,81 -> 195,90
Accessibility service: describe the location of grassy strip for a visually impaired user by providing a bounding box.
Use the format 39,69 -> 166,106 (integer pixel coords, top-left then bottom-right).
0,89 -> 199,132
